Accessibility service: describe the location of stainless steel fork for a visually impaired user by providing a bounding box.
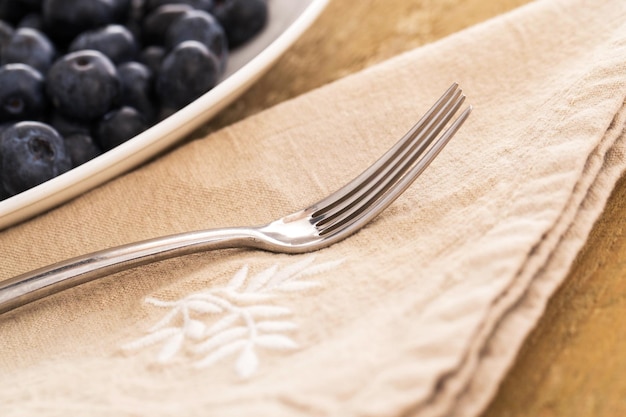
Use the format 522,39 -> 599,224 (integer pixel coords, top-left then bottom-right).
0,84 -> 471,314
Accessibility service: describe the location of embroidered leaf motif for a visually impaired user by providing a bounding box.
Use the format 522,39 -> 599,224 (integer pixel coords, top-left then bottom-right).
185,319 -> 206,340
297,259 -> 346,281
277,281 -> 321,292
123,255 -> 344,378
235,345 -> 259,378
122,327 -> 179,351
222,291 -> 275,303
255,334 -> 298,350
245,264 -> 278,292
227,264 -> 248,290
144,297 -> 176,308
158,332 -> 184,363
245,305 -> 292,318
194,340 -> 248,369
193,326 -> 249,353
205,313 -> 240,337
148,308 -> 181,332
265,256 -> 317,288
185,300 -> 223,314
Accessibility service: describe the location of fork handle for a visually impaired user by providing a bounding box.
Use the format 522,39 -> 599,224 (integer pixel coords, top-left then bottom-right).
0,227 -> 264,315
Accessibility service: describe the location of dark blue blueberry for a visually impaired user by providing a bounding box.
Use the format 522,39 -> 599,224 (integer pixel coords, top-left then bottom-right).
0,64 -> 47,122
17,0 -> 43,10
0,179 -> 8,200
146,0 -> 214,13
117,61 -> 156,122
17,13 -> 44,31
165,9 -> 227,72
95,106 -> 147,150
0,121 -> 10,199
139,45 -> 165,75
0,121 -> 71,196
2,27 -> 56,73
211,0 -> 267,49
142,3 -> 193,45
127,0 -> 145,20
124,0 -> 147,39
47,50 -> 120,121
157,106 -> 177,121
0,121 -> 13,135
64,132 -> 101,167
69,24 -> 138,64
42,0 -> 120,43
122,16 -> 143,43
156,40 -> 220,110
0,0 -> 30,24
0,20 -> 14,59
111,0 -> 132,22
49,111 -> 91,137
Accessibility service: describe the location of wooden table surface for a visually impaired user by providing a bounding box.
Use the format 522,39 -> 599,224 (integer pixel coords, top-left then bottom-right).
207,1 -> 626,415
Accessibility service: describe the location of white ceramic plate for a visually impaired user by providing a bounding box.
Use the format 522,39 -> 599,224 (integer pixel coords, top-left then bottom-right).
0,0 -> 328,230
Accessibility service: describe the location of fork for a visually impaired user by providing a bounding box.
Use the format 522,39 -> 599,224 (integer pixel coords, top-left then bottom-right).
0,84 -> 471,315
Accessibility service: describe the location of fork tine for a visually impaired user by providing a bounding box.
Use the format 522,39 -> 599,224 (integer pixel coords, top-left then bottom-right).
314,86 -> 466,228
317,104 -> 472,237
312,83 -> 462,213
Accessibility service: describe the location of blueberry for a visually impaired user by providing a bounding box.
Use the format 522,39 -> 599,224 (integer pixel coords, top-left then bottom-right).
211,0 -> 267,49
0,120 -> 10,199
0,180 -> 8,200
139,45 -> 165,75
111,0 -> 132,22
47,50 -> 120,121
117,61 -> 156,122
42,0 -> 120,43
49,111 -> 91,137
142,3 -> 194,45
0,64 -> 47,122
95,106 -> 147,150
122,16 -> 143,43
156,40 -> 220,110
69,24 -> 138,64
0,121 -> 71,196
128,0 -> 145,19
17,13 -> 44,31
0,20 -> 14,58
64,132 -> 101,167
146,0 -> 214,13
0,0 -> 30,25
0,121 -> 13,135
2,27 -> 55,73
165,9 -> 227,72
18,0 -> 43,10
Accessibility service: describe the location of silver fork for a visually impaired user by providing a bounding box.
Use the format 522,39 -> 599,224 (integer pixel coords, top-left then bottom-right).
0,84 -> 471,315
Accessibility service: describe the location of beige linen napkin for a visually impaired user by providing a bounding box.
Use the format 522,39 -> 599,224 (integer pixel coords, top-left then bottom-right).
1,0 -> 626,416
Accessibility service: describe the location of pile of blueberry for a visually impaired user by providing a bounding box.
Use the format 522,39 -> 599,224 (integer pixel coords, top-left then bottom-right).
0,0 -> 268,200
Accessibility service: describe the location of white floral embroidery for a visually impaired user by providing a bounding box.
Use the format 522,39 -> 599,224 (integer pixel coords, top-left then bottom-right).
122,255 -> 343,378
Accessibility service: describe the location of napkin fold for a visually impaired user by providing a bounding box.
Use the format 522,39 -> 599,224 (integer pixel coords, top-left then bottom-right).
1,0 -> 626,416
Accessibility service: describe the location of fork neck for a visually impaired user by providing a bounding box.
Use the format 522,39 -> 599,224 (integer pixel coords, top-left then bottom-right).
0,226 -> 266,315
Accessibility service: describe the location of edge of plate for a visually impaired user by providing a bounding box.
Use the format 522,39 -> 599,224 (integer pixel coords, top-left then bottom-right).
0,0 -> 329,231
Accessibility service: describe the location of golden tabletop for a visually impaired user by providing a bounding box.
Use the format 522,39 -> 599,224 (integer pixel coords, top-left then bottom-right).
207,1 -> 625,416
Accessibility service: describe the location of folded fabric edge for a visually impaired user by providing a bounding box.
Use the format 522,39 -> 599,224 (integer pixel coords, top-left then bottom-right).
401,23 -> 626,417
448,113 -> 626,417
418,90 -> 626,417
